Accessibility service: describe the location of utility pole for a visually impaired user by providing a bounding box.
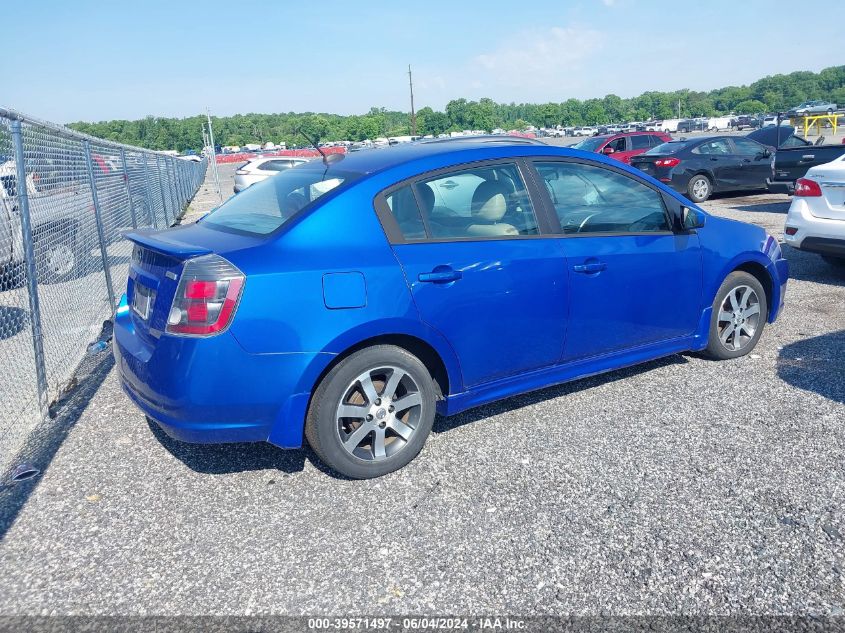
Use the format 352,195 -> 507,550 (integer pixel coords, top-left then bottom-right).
408,64 -> 417,137
206,108 -> 223,204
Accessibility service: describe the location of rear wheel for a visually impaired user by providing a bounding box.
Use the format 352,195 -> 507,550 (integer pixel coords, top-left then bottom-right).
305,345 -> 436,478
687,174 -> 712,203
704,271 -> 767,360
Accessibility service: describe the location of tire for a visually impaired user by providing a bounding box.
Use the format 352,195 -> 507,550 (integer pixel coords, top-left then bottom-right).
36,232 -> 78,283
704,271 -> 767,360
687,174 -> 712,203
822,255 -> 845,269
305,345 -> 437,479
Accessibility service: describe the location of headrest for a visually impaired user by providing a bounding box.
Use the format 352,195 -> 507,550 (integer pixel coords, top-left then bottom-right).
417,182 -> 435,212
471,180 -> 508,222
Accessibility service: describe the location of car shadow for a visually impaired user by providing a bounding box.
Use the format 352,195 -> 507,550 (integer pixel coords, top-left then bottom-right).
778,330 -> 845,404
150,354 -> 692,480
732,200 -> 791,214
434,354 -> 689,434
146,418 -> 309,476
781,245 -> 845,286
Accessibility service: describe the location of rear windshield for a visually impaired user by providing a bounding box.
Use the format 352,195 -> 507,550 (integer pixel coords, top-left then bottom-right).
572,137 -> 605,152
203,164 -> 362,235
645,141 -> 690,155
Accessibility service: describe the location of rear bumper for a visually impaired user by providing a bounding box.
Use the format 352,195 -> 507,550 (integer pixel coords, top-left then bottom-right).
767,179 -> 794,195
783,198 -> 845,256
114,295 -> 320,446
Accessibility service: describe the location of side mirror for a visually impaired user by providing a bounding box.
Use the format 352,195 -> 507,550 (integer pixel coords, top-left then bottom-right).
602,146 -> 615,155
680,206 -> 706,230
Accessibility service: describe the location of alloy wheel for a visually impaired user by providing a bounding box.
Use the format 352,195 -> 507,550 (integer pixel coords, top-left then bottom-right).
692,178 -> 710,201
717,285 -> 761,351
335,366 -> 423,461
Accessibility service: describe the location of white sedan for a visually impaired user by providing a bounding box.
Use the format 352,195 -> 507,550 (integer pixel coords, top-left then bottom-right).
233,156 -> 311,193
784,154 -> 845,267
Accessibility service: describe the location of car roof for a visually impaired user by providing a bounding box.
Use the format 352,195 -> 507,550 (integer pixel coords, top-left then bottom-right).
293,140 -> 606,178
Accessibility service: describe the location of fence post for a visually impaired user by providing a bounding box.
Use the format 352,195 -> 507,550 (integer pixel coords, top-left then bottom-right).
168,157 -> 181,221
142,153 -> 157,229
10,119 -> 50,419
84,140 -> 116,311
119,147 -> 138,229
156,155 -> 170,226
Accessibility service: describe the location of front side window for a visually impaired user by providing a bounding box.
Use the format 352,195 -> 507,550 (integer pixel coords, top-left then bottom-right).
534,161 -> 670,234
731,138 -> 765,156
413,163 -> 539,239
203,165 -> 360,235
609,137 -> 627,152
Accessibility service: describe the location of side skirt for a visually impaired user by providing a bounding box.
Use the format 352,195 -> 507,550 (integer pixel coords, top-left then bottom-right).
441,335 -> 701,417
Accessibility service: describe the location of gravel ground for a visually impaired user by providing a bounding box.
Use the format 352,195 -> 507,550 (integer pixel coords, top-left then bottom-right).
0,160 -> 844,617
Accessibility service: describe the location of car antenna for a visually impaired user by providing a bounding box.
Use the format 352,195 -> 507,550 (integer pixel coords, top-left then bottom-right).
295,127 -> 342,168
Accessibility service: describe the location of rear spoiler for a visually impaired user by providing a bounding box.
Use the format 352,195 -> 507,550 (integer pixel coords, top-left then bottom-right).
125,229 -> 211,259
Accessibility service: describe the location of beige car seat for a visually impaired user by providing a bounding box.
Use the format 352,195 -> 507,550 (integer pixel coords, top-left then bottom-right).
466,181 -> 519,237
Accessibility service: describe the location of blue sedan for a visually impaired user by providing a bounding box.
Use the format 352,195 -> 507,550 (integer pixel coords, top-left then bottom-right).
115,138 -> 789,478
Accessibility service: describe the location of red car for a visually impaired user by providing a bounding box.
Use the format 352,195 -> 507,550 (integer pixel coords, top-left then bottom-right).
572,131 -> 671,164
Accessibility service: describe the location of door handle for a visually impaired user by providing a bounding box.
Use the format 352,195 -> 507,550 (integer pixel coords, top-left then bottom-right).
419,269 -> 462,283
572,262 -> 607,274
709,157 -> 718,161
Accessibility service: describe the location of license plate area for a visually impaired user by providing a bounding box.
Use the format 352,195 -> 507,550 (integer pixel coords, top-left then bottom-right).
132,282 -> 155,321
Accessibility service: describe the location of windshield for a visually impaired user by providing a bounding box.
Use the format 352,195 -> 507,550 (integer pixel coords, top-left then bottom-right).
572,137 -> 606,152
203,164 -> 361,235
645,141 -> 690,155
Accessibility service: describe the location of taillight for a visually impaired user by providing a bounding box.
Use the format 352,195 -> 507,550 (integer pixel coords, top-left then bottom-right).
166,254 -> 245,336
794,178 -> 822,197
785,227 -> 798,236
655,157 -> 680,168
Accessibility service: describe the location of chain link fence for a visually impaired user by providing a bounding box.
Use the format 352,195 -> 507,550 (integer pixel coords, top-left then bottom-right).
0,107 -> 207,476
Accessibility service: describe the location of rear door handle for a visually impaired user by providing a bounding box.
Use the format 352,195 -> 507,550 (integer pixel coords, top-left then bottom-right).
572,262 -> 606,274
419,268 -> 462,283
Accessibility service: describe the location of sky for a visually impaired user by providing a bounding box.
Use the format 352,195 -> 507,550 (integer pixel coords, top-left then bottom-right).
2,0 -> 843,124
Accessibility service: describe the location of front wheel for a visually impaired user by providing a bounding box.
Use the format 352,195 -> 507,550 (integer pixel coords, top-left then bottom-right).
305,345 -> 436,478
704,271 -> 767,360
687,174 -> 712,203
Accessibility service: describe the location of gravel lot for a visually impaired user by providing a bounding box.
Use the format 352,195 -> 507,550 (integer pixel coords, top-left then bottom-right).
1,152 -> 844,617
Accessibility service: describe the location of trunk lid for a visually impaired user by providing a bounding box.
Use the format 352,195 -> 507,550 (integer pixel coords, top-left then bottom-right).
810,166 -> 845,220
630,154 -> 672,179
125,222 -> 263,342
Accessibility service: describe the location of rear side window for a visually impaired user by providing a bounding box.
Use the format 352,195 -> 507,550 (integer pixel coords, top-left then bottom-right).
630,135 -> 652,150
694,140 -> 732,155
534,161 -> 670,234
385,186 -> 426,241
418,163 -> 539,239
